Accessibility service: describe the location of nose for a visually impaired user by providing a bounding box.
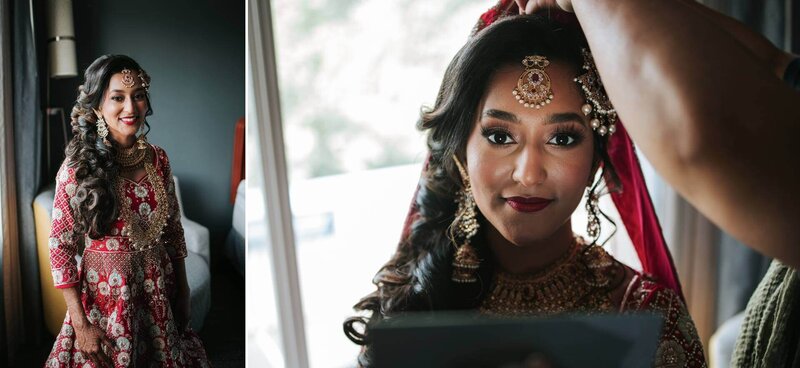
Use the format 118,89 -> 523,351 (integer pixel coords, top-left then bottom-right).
512,145 -> 547,187
123,97 -> 137,114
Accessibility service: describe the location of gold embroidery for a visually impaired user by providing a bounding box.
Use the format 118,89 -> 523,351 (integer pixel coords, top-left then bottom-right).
654,339 -> 686,368
115,158 -> 169,251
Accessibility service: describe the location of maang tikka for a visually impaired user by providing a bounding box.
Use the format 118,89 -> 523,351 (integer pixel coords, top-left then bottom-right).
512,55 -> 554,109
120,69 -> 136,88
450,154 -> 481,283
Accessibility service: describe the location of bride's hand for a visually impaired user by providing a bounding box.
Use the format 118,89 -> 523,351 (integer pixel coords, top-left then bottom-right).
74,320 -> 115,368
514,0 -> 574,13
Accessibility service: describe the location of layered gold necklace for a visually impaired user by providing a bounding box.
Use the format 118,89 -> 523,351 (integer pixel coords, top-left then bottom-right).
115,144 -> 148,172
113,146 -> 170,251
479,237 -> 622,316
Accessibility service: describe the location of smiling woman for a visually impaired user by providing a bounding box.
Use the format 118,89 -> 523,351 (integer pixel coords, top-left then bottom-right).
344,8 -> 707,368
44,55 -> 211,368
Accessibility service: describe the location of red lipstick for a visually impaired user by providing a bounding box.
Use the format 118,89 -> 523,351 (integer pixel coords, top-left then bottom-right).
119,116 -> 138,126
506,196 -> 552,213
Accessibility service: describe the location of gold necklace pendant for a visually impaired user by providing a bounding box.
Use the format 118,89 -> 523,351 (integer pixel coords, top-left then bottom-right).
115,161 -> 170,251
479,238 -> 619,316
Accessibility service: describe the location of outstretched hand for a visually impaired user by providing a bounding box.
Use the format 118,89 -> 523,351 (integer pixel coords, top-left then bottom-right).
514,0 -> 574,13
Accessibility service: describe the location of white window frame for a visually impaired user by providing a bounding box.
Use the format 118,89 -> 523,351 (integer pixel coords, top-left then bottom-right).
247,1 -> 309,367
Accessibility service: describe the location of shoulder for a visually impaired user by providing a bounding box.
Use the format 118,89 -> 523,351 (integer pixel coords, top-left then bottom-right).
56,159 -> 78,185
149,143 -> 169,161
147,144 -> 173,171
623,272 -> 684,312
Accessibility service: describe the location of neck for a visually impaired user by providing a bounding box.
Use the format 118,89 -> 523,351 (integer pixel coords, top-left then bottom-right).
485,221 -> 576,275
111,133 -> 136,149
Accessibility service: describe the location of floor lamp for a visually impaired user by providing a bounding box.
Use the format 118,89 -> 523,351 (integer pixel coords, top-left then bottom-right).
46,0 -> 77,174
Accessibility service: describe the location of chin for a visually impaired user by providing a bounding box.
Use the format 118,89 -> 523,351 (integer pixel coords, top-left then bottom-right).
494,223 -> 548,247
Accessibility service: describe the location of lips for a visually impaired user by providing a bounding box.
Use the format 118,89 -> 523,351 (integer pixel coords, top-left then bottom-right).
506,196 -> 552,213
119,116 -> 138,126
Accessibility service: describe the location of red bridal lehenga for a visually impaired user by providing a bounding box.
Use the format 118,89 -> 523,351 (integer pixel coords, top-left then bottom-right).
46,145 -> 210,367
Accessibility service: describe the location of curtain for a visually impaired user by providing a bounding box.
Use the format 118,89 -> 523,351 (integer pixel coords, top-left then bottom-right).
0,0 -> 14,363
12,0 -> 44,346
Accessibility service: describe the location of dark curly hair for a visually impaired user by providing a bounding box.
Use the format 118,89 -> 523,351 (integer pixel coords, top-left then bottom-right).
64,54 -> 153,239
343,15 -> 621,367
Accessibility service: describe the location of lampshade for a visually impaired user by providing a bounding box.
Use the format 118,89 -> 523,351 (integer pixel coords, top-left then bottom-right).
47,0 -> 77,78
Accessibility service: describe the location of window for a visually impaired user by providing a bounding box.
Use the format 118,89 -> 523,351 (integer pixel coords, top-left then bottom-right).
269,1 -> 492,366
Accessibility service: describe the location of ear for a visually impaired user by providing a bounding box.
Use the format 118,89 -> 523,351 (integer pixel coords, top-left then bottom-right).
92,108 -> 103,118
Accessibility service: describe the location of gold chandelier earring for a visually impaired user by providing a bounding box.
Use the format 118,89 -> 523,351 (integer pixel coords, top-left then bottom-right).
585,187 -> 601,241
450,154 -> 481,283
93,109 -> 111,146
136,124 -> 148,150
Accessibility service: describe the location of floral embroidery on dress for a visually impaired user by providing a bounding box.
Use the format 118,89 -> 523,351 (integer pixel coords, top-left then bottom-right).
623,277 -> 707,368
134,184 -> 148,199
65,183 -> 76,197
139,202 -> 152,217
106,238 -> 120,251
46,145 -> 208,367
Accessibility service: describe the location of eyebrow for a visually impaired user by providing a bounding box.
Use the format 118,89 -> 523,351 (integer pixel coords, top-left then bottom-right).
544,112 -> 586,126
482,109 -> 520,123
482,109 -> 586,126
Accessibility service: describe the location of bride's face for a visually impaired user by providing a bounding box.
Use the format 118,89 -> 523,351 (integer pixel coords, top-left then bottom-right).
465,62 -> 595,246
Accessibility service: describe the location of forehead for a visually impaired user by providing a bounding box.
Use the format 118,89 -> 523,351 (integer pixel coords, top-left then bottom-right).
481,62 -> 583,116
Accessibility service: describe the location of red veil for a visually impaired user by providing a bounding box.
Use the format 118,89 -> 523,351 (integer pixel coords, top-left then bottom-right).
399,0 -> 685,301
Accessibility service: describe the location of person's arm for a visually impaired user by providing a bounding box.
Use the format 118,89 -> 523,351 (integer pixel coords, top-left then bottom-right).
172,257 -> 192,332
522,0 -> 800,268
50,164 -> 114,367
156,146 -> 192,331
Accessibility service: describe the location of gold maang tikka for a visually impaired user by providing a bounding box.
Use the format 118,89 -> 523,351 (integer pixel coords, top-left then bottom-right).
450,154 -> 481,283
120,69 -> 136,88
512,55 -> 554,109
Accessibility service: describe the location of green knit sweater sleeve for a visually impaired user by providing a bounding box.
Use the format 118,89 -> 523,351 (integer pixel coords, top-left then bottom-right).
731,261 -> 800,367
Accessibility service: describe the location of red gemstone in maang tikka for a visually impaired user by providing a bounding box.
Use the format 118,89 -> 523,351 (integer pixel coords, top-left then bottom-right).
512,55 -> 554,109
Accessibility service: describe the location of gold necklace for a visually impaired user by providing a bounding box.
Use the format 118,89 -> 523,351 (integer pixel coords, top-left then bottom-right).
479,237 -> 621,316
115,160 -> 170,251
115,145 -> 148,172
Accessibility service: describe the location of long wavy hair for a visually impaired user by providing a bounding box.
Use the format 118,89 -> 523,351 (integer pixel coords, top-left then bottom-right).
343,15 -> 622,366
64,54 -> 153,239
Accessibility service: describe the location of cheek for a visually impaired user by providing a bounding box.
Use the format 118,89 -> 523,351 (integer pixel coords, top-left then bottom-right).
101,100 -> 119,115
551,146 -> 595,196
465,134 -> 508,207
